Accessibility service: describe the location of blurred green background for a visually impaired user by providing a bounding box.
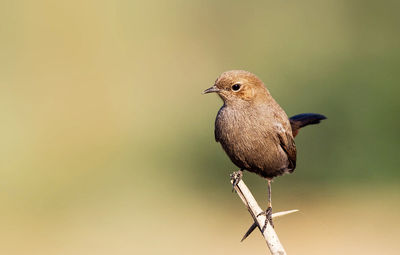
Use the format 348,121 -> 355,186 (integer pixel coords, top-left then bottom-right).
1,0 -> 399,254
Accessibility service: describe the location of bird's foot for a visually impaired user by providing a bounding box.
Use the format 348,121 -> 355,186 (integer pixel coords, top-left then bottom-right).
230,170 -> 243,192
258,206 -> 274,232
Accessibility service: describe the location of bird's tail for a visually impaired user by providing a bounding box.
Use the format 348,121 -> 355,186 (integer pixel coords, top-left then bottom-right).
289,113 -> 327,137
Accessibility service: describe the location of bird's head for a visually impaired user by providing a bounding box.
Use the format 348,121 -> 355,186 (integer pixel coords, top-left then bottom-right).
203,70 -> 270,105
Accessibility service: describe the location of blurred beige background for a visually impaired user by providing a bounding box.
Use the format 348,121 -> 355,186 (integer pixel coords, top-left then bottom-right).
1,0 -> 399,254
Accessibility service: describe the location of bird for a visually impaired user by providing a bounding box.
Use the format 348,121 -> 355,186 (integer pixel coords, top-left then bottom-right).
203,70 -> 326,240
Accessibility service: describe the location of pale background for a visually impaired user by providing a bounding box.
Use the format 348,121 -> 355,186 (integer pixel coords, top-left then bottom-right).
1,0 -> 399,254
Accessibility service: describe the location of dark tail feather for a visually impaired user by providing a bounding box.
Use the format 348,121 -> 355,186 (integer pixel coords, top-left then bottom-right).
289,113 -> 327,137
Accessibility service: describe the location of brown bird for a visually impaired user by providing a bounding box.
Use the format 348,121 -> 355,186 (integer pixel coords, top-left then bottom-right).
203,70 -> 326,239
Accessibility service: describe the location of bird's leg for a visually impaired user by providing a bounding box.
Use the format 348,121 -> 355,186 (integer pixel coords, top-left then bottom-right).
266,180 -> 274,229
230,170 -> 243,192
259,179 -> 274,232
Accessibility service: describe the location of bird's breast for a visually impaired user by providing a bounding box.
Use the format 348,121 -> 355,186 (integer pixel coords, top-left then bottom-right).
215,105 -> 276,143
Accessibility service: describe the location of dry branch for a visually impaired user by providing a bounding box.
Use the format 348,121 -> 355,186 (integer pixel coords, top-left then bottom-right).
230,173 -> 298,255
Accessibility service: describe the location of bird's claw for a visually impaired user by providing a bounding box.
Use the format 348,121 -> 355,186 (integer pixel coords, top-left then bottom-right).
230,170 -> 243,192
258,206 -> 274,232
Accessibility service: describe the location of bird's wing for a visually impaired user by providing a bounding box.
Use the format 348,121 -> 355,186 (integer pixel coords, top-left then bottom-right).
277,131 -> 297,171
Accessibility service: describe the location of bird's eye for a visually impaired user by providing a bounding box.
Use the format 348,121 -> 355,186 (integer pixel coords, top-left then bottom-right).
232,84 -> 241,91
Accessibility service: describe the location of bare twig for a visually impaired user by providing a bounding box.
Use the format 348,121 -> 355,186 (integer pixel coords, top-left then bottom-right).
230,173 -> 298,255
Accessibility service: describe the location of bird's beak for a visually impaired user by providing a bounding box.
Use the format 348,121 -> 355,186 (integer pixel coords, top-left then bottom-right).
202,85 -> 220,94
